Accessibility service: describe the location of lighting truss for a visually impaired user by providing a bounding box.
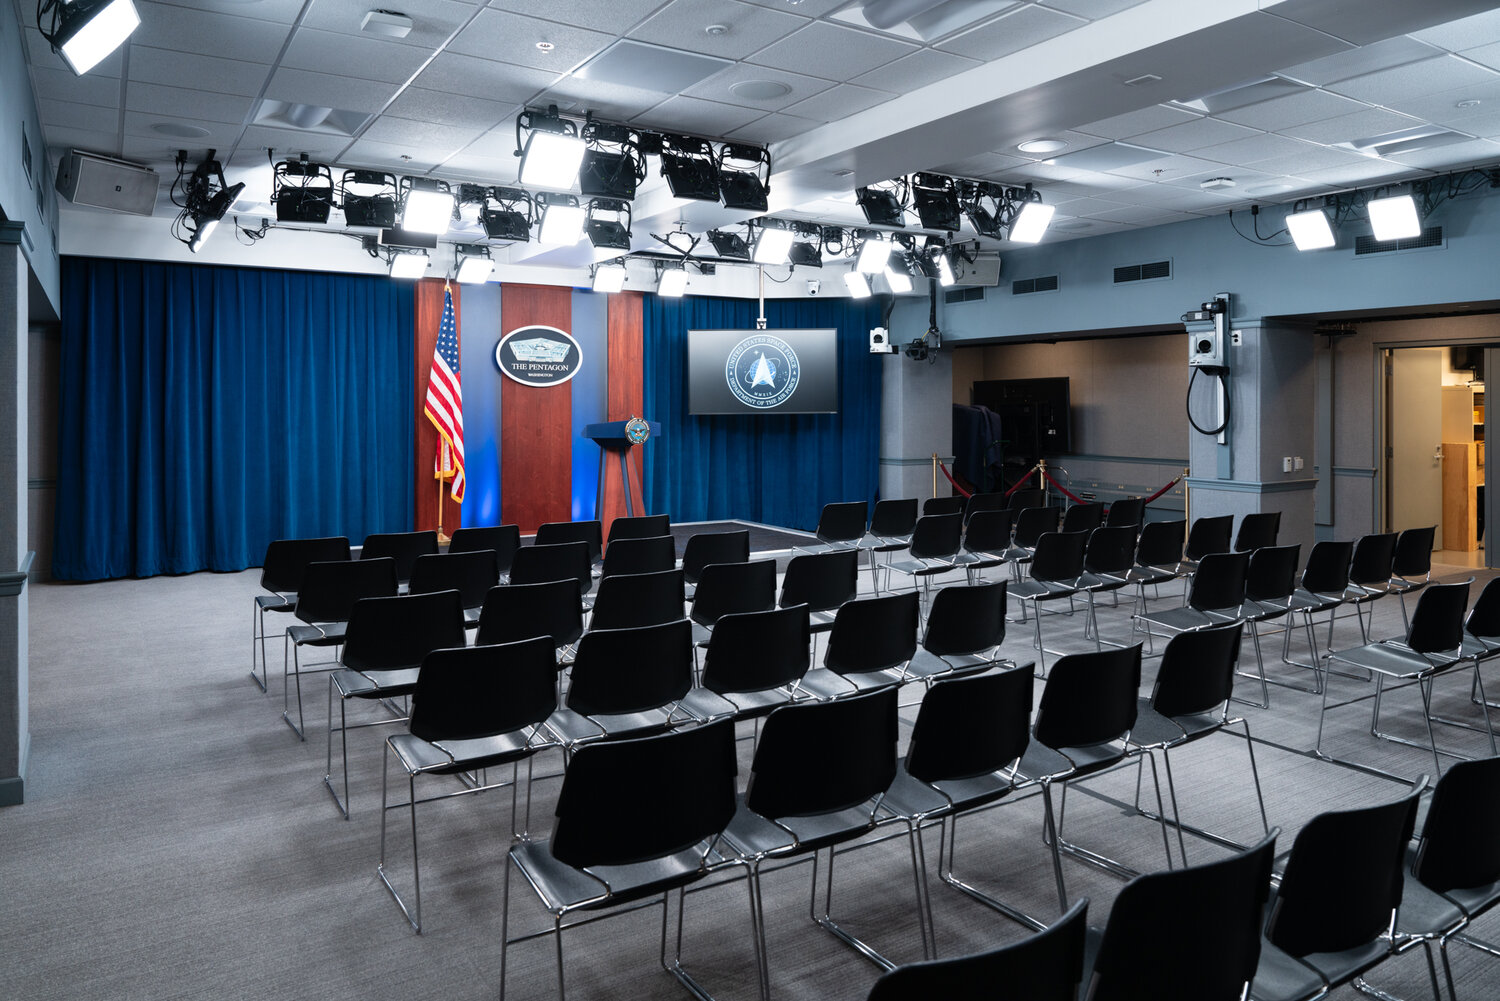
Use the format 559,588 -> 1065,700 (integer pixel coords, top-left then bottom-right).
399,177 -> 455,235
584,198 -> 632,251
516,105 -> 585,189
169,149 -> 244,254
37,0 -> 140,75
592,260 -> 628,293
339,169 -> 398,228
453,244 -> 493,284
659,134 -> 721,202
536,191 -> 586,244
718,142 -> 772,212
856,178 -> 908,227
911,172 -> 961,232
707,228 -> 752,261
580,120 -> 647,200
271,153 -> 335,224
480,186 -> 534,242
752,218 -> 795,265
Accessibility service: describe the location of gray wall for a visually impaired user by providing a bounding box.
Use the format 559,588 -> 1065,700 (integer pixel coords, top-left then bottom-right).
0,2 -> 61,313
27,322 -> 56,580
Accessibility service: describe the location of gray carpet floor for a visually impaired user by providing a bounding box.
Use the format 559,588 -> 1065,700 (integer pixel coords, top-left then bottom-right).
4,555 -> 1500,1001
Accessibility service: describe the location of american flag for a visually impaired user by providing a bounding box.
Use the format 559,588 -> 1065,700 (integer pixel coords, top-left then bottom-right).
425,285 -> 464,502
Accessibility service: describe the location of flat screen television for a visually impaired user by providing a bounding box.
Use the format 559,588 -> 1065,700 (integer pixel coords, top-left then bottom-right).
687,328 -> 839,415
971,377 -> 1072,457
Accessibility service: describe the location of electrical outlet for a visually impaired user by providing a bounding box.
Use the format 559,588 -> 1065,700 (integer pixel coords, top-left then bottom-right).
1294,456 -> 1304,471
1231,330 -> 1242,347
1282,456 -> 1293,473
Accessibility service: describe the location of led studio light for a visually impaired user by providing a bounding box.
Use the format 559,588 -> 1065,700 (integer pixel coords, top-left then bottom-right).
753,224 -> 795,265
844,271 -> 872,298
1286,207 -> 1336,250
48,0 -> 141,75
857,235 -> 894,274
400,179 -> 454,235
1008,201 -> 1055,243
658,267 -> 689,297
1368,193 -> 1421,241
593,261 -> 627,293
390,252 -> 429,279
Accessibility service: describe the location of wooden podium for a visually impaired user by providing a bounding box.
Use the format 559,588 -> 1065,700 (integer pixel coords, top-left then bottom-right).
584,420 -> 660,520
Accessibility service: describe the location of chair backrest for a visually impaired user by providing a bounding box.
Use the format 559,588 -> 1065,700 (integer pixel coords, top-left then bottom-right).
1087,830 -> 1277,1001
1268,779 -> 1424,957
1034,645 -> 1142,751
1061,502 -> 1105,534
868,897 -> 1088,1001
551,718 -> 738,869
1029,531 -> 1088,584
1083,526 -> 1137,576
702,604 -> 812,695
408,549 -> 500,610
566,618 -> 694,717
589,568 -> 686,630
963,491 -> 1007,524
1150,623 -> 1244,718
922,582 -> 1006,658
606,513 -> 670,546
1404,579 -> 1470,654
295,557 -> 398,624
360,530 -> 439,583
260,536 -> 350,593
599,534 -> 677,579
780,548 -> 859,613
906,666 -> 1033,784
747,687 -> 899,819
962,509 -> 1014,553
692,558 -> 777,627
508,541 -> 592,597
680,530 -> 750,584
447,524 -> 521,574
870,498 -> 919,537
1244,544 -> 1301,603
824,591 -> 919,677
1300,539 -> 1353,594
341,590 -> 468,673
534,519 -> 603,565
1412,754 -> 1500,895
1012,506 -> 1057,549
923,496 -> 966,516
1233,511 -> 1281,552
1392,525 -> 1436,579
1106,497 -> 1144,529
474,578 -> 582,650
408,637 -> 557,743
1008,488 -> 1048,511
814,500 -> 869,544
1348,532 -> 1398,587
1187,551 -> 1250,613
1184,515 -> 1233,561
1134,519 -> 1186,568
908,512 -> 964,560
1467,576 -> 1500,641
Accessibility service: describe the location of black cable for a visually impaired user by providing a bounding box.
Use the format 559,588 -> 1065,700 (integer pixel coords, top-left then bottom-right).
1227,208 -> 1292,247
1186,366 -> 1231,436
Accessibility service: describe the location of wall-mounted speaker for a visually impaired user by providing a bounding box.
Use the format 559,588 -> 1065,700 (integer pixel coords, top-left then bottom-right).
55,150 -> 160,217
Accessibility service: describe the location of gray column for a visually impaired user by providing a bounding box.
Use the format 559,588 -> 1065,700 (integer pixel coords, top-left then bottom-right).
0,221 -> 31,807
879,347 -> 953,502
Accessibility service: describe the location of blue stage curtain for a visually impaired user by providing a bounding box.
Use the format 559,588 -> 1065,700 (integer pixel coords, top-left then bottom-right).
54,258 -> 415,581
641,295 -> 885,531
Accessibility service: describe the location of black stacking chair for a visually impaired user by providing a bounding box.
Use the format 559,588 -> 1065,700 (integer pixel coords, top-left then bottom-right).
598,533 -> 676,579
1005,505 -> 1058,575
1077,525 -> 1137,649
1321,580 -> 1481,779
509,540 -> 592,599
361,530 -> 439,586
680,529 -> 749,598
881,513 -> 963,601
1083,830 -> 1277,1001
1232,511 -> 1281,552
1106,497 -> 1144,529
962,491 -> 1007,524
1345,531 -> 1399,643
953,508 -> 1013,585
1179,514 -> 1232,575
253,535 -> 349,692
533,519 -> 603,568
282,556 -> 398,740
378,637 -> 561,932
408,549 -> 499,625
1462,579 -> 1500,701
1390,525 -> 1437,631
475,579 -> 584,661
795,500 -> 870,555
325,589 -> 468,818
499,719 -> 752,1001
904,581 -> 1009,683
1124,518 -> 1186,607
1278,539 -> 1353,692
1060,502 -> 1104,534
780,548 -> 860,635
605,513 -> 669,546
1132,550 -> 1249,651
722,687 -> 932,975
1010,530 -> 1089,672
865,498 -> 920,588
690,558 -> 776,644
1249,779 -> 1427,1001
589,568 -> 685,630
800,590 -> 919,698
1126,624 -> 1269,866
923,495 -> 966,516
866,897 -> 1088,1001
1409,754 -> 1500,999
448,524 -> 520,580
682,604 -> 812,722
1232,543 -> 1301,709
1007,488 -> 1048,511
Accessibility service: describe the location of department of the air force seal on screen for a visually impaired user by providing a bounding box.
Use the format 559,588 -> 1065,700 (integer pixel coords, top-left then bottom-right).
725,333 -> 800,409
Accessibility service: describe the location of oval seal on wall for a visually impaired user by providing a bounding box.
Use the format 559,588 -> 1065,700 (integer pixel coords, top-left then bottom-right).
495,325 -> 582,387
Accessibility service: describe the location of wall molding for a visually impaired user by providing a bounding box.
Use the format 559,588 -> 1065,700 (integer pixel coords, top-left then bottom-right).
879,456 -> 954,466
1045,452 -> 1188,467
1331,466 -> 1379,478
1185,476 -> 1319,494
0,552 -> 34,596
0,220 -> 23,246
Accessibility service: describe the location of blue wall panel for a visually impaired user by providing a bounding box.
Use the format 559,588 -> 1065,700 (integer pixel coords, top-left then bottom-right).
459,284 -> 503,527
569,289 -> 609,521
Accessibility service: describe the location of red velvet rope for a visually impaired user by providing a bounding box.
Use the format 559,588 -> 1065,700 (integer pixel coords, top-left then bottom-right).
1039,470 -> 1086,505
1143,474 -> 1183,504
1003,466 -> 1037,497
935,460 -> 974,498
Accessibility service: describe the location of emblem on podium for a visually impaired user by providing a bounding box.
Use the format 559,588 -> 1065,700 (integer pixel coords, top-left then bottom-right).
624,416 -> 652,444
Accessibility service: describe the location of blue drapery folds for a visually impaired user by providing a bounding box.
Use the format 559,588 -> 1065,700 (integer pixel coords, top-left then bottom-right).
641,295 -> 885,531
54,258 -> 414,581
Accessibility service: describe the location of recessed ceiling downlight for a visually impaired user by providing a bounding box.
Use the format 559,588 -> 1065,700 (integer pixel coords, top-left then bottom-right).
1018,138 -> 1068,154
152,122 -> 211,138
731,80 -> 793,101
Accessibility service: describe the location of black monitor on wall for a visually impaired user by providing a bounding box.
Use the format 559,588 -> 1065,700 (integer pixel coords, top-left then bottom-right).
971,377 -> 1072,458
687,328 -> 839,415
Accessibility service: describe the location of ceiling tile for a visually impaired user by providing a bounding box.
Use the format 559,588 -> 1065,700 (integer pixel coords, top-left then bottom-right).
122,110 -> 239,146
630,0 -> 808,59
783,84 -> 895,123
39,99 -> 118,135
1113,182 -> 1234,208
299,0 -> 483,46
1453,40 -> 1500,74
280,28 -> 435,85
850,49 -> 982,93
682,64 -> 834,113
412,54 -> 561,105
1212,89 -> 1367,131
147,0 -> 308,23
1037,173 -> 1145,194
125,83 -> 253,126
1438,108 -> 1500,137
1377,79 -> 1500,123
30,66 -> 121,109
341,138 -> 447,172
724,113 -> 819,144
264,68 -> 402,115
448,10 -> 615,72
1288,159 -> 1425,186
1048,141 -> 1169,171
1075,104 -> 1200,139
1050,196 -> 1132,216
1279,108 -> 1426,145
1411,7 -> 1500,52
132,2 -> 295,64
1131,117 -> 1261,153
1103,153 -> 1223,182
1278,36 -> 1444,86
236,125 -> 350,162
747,22 -> 918,82
1086,205 -> 1197,225
1036,0 -> 1150,18
937,5 -> 1086,61
486,0 -> 670,34
128,46 -> 271,98
1192,133 -> 1328,165
541,76 -> 680,122
930,152 -> 1031,179
436,152 -> 521,184
1157,167 -> 1294,191
1385,137 -> 1500,169
382,89 -> 516,131
44,128 -> 121,159
359,117 -> 489,154
629,94 -> 766,135
460,129 -> 528,160
1327,55 -> 1500,107
1243,146 -> 1375,175
731,0 -> 847,15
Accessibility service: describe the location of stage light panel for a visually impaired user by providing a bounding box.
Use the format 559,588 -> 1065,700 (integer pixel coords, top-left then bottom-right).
707,230 -> 751,261
844,271 -> 871,298
753,225 -> 795,265
658,268 -> 688,297
455,255 -> 493,284
857,185 -> 906,227
401,180 -> 454,235
390,252 -> 429,279
1368,193 -> 1420,241
1009,201 -> 1054,243
1287,208 -> 1335,250
593,262 -> 627,293
885,262 -> 914,294
519,130 -> 585,189
538,197 -> 586,245
937,252 -> 956,287
54,0 -> 140,75
857,235 -> 893,273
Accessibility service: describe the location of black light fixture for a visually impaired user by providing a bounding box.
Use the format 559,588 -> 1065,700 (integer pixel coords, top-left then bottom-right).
718,142 -> 771,212
271,153 -> 335,224
911,172 -> 961,232
958,180 -> 1005,238
515,105 -> 585,189
584,197 -> 632,251
856,178 -> 908,227
169,149 -> 244,253
579,120 -> 647,200
707,228 -> 752,261
480,186 -> 534,242
659,134 -> 720,202
339,169 -> 398,228
37,0 -> 140,75
957,179 -> 1053,243
788,223 -> 823,268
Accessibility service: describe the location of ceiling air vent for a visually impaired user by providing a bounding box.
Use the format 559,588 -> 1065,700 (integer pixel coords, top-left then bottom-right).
944,286 -> 985,304
1113,259 -> 1172,284
1354,226 -> 1444,256
1012,275 -> 1058,295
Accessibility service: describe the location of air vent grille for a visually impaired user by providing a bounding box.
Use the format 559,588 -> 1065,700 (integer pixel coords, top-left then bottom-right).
1354,226 -> 1443,256
943,286 -> 985,304
1114,259 -> 1172,284
1012,275 -> 1059,295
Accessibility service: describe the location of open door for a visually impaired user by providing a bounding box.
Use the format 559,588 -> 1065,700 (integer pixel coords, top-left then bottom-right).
1385,347 -> 1443,539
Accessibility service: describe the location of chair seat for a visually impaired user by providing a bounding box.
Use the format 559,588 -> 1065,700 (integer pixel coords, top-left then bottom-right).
1394,880 -> 1467,941
548,707 -> 681,744
1012,742 -> 1076,785
332,667 -> 421,698
861,532 -> 914,553
1330,641 -> 1461,679
287,622 -> 347,646
1389,576 -> 1430,597
1403,843 -> 1500,917
1462,635 -> 1500,661
256,593 -> 296,612
1078,572 -> 1128,593
1052,741 -> 1127,779
1288,589 -> 1342,615
676,687 -> 741,722
879,768 -> 954,820
1128,703 -> 1188,749
511,839 -> 715,913
1010,579 -> 1078,602
793,541 -> 868,557
691,620 -> 713,646
389,729 -> 535,775
885,555 -> 955,578
1250,940 -> 1345,1001
1240,598 -> 1292,622
1135,606 -> 1232,633
797,667 -> 901,700
809,609 -> 839,633
732,802 -> 878,857
903,648 -> 997,682
687,685 -> 798,721
1124,564 -> 1179,587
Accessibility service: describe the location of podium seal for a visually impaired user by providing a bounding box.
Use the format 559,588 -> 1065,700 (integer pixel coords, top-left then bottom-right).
624,416 -> 652,444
